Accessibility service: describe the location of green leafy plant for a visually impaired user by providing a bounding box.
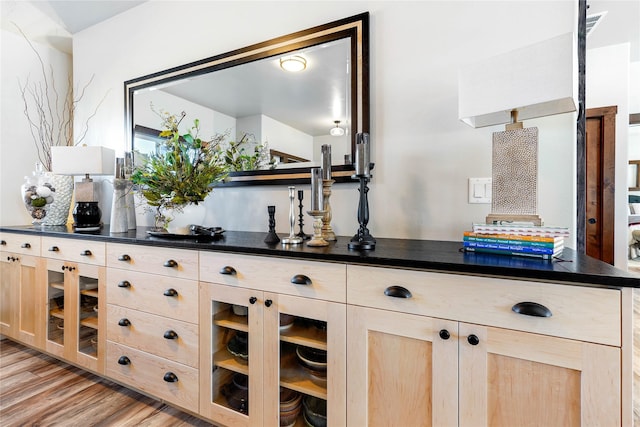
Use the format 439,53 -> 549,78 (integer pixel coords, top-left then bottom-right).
131,110 -> 229,225
223,133 -> 277,172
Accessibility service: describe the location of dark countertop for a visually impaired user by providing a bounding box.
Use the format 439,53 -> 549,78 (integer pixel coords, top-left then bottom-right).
2,224 -> 638,289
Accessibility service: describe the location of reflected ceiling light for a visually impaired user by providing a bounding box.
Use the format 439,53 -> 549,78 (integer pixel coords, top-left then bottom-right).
330,120 -> 345,137
280,55 -> 307,72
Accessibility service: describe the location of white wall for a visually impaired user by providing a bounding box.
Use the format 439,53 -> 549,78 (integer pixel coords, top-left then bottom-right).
586,43 -> 631,267
3,1 -> 583,250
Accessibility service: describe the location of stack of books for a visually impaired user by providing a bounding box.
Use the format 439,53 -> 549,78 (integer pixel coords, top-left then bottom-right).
463,223 -> 569,259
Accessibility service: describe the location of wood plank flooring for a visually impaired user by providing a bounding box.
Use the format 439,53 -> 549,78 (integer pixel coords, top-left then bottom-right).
0,339 -> 215,426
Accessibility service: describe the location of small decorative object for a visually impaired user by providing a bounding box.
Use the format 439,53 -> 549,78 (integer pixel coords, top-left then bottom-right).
349,133 -> 376,250
264,205 -> 281,244
124,152 -> 137,230
296,190 -> 310,240
320,144 -> 336,241
282,186 -> 303,245
131,109 -> 229,232
307,168 -> 328,247
110,158 -> 134,233
21,162 -> 54,224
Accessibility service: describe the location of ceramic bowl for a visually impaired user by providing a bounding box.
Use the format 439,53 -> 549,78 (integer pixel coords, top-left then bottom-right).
232,304 -> 248,316
280,388 -> 302,427
302,395 -> 327,427
279,313 -> 295,330
221,373 -> 249,414
296,346 -> 327,372
227,332 -> 249,364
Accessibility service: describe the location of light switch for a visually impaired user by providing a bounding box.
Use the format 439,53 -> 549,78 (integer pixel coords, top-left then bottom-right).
468,178 -> 492,204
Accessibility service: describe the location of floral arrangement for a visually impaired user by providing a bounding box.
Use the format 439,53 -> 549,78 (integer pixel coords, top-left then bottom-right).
223,133 -> 277,172
131,110 -> 229,223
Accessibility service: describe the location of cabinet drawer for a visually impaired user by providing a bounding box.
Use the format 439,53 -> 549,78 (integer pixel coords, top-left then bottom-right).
0,232 -> 41,256
347,265 -> 621,346
106,269 -> 198,323
106,304 -> 198,368
107,243 -> 198,280
106,341 -> 198,413
41,236 -> 105,266
200,251 -> 346,303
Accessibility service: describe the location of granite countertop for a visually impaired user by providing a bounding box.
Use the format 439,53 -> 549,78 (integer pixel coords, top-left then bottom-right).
2,224 -> 639,289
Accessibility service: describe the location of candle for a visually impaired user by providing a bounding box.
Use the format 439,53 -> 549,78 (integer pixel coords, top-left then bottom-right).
321,144 -> 331,180
355,133 -> 370,176
310,167 -> 323,211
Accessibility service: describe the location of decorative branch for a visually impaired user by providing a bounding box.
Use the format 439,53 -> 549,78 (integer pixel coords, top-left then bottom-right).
13,23 -> 107,171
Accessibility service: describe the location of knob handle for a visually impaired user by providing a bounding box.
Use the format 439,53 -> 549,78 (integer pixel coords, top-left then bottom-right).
290,274 -> 312,285
163,330 -> 179,340
117,356 -> 131,365
249,296 -> 257,304
118,318 -> 131,327
163,372 -> 178,382
588,217 -> 597,224
48,246 -> 60,252
384,285 -> 412,299
512,301 -> 552,318
20,243 -> 31,249
219,266 -> 237,275
118,254 -> 131,262
467,334 -> 480,346
61,265 -> 76,271
439,329 -> 450,340
117,280 -> 131,288
163,259 -> 178,268
164,288 -> 178,297
80,250 -> 92,257
0,240 -> 6,246
265,299 -> 273,307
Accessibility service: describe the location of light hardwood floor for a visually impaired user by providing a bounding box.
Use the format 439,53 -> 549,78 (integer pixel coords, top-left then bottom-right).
0,339 -> 214,426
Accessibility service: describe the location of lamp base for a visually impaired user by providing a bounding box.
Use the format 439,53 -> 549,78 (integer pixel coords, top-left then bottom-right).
486,213 -> 543,226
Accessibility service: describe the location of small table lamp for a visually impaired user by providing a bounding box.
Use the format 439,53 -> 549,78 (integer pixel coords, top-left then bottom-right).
458,32 -> 577,225
51,146 -> 115,231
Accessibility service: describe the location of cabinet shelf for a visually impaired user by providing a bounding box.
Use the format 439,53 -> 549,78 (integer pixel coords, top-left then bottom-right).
213,311 -> 249,333
50,282 -> 64,290
280,348 -> 327,400
213,348 -> 249,376
50,308 -> 65,320
80,289 -> 99,298
280,323 -> 327,350
80,315 -> 98,329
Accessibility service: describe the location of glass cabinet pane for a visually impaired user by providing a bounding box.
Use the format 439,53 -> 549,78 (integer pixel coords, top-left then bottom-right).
46,268 -> 65,346
78,274 -> 99,357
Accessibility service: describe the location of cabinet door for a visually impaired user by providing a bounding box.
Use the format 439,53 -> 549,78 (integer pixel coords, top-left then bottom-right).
459,324 -> 621,427
15,255 -> 43,347
348,305 -> 459,427
199,282 -> 264,427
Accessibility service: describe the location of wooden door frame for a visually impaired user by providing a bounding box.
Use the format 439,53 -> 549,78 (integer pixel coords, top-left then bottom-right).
585,106 -> 617,263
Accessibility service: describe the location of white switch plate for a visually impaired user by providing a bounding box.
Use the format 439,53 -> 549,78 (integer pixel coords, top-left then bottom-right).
468,178 -> 492,204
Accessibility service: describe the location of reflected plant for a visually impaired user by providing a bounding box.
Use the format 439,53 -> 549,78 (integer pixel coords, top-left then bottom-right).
223,133 -> 277,172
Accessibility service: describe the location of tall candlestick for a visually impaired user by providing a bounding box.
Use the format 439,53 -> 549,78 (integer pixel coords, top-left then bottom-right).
310,167 -> 323,211
321,144 -> 332,180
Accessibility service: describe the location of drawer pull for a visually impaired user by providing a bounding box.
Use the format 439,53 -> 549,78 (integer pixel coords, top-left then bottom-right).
118,318 -> 131,327
219,266 -> 237,275
21,243 -> 31,249
48,246 -> 60,252
118,254 -> 131,262
467,334 -> 480,346
439,329 -> 450,340
512,301 -> 552,318
164,330 -> 179,340
164,288 -> 178,297
291,274 -> 312,285
80,250 -> 92,257
117,356 -> 131,365
117,280 -> 131,288
163,259 -> 178,268
384,285 -> 412,299
163,372 -> 179,383
249,296 -> 257,304
265,299 -> 273,307
0,240 -> 6,246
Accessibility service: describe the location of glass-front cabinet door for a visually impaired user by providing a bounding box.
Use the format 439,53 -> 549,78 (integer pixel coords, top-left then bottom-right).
44,259 -> 104,372
199,282 -> 346,426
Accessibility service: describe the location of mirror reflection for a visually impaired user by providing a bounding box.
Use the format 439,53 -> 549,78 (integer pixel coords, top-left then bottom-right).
125,13 -> 369,186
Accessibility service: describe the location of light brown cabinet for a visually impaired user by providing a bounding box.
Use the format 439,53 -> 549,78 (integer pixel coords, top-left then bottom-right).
105,243 -> 200,413
0,232 -> 42,348
346,265 -> 622,426
199,252 -> 347,427
41,237 -> 106,373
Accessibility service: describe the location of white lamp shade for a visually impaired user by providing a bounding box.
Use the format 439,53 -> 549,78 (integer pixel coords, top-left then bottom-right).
51,146 -> 116,176
458,32 -> 577,128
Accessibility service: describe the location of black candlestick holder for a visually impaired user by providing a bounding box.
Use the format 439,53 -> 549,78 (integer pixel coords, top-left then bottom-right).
296,190 -> 310,240
264,205 -> 280,244
348,174 -> 376,250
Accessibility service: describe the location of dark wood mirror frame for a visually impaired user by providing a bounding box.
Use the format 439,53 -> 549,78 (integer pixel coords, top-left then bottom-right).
124,12 -> 369,187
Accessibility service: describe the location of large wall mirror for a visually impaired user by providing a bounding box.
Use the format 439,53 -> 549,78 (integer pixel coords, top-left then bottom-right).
125,12 -> 369,186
